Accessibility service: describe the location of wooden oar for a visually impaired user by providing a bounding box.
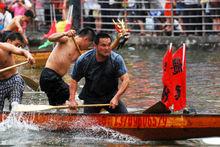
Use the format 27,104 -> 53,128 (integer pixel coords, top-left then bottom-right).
20,74 -> 40,91
13,104 -> 110,112
72,36 -> 82,55
0,61 -> 28,73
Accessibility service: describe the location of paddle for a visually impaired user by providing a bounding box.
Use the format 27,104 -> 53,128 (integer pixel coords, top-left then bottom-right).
0,61 -> 28,73
13,104 -> 110,112
20,74 -> 40,91
142,101 -> 171,114
72,36 -> 82,55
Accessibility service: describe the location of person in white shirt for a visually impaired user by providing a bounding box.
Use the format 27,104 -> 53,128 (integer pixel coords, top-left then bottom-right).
0,3 -> 12,31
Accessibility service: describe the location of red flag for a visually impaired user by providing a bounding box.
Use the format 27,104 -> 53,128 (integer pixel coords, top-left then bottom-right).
64,15 -> 72,32
172,44 -> 186,111
64,22 -> 72,32
64,5 -> 73,32
43,20 -> 57,38
161,43 -> 174,108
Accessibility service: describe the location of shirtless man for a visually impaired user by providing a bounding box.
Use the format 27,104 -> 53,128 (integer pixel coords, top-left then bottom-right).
39,27 -> 96,106
0,32 -> 35,111
2,10 -> 34,45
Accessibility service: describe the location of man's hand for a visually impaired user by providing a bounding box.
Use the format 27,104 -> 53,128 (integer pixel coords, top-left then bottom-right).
65,30 -> 76,38
65,100 -> 78,110
11,101 -> 19,111
25,51 -> 35,65
110,97 -> 119,109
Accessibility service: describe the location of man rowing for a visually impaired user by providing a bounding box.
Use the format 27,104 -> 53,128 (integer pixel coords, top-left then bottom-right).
39,27 -> 96,106
67,33 -> 129,113
1,10 -> 35,45
0,32 -> 35,111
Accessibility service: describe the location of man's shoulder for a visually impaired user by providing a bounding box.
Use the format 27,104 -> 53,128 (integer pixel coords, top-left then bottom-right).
110,51 -> 123,61
78,49 -> 95,61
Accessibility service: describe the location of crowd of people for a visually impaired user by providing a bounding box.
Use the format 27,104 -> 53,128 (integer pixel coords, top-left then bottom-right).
83,0 -> 220,36
0,0 -> 219,37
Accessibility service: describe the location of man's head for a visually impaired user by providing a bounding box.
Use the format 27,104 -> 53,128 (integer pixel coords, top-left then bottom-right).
5,32 -> 24,47
78,27 -> 95,50
94,33 -> 112,57
24,10 -> 35,23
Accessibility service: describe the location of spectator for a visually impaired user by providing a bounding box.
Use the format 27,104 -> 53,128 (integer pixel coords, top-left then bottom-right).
126,0 -> 146,35
149,0 -> 163,36
175,0 -> 186,35
163,0 -> 173,36
98,0 -> 111,32
69,0 -> 81,32
0,3 -> 12,31
34,0 -> 45,29
200,0 -> 213,35
182,0 -> 202,35
9,0 -> 32,16
83,0 -> 102,33
209,0 -> 220,34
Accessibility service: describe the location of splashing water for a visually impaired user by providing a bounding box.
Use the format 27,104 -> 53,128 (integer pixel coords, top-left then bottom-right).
0,112 -> 39,131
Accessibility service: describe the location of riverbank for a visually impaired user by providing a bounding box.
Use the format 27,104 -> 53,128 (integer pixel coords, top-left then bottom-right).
27,31 -> 220,50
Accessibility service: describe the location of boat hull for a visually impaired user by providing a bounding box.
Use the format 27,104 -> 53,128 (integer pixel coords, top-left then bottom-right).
1,112 -> 220,141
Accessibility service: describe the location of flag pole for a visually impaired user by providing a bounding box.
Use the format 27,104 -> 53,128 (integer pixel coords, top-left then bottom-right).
182,43 -> 185,70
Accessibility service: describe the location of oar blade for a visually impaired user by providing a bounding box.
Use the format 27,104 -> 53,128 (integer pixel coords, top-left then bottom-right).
21,74 -> 40,91
12,104 -> 53,112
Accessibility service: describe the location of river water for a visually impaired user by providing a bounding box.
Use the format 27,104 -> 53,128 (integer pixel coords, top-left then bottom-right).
1,45 -> 220,146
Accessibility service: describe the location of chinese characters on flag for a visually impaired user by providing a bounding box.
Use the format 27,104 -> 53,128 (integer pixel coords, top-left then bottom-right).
161,44 -> 186,111
161,43 -> 174,108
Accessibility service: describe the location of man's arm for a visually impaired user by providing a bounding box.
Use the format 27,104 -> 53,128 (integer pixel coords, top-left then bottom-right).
110,73 -> 129,109
48,30 -> 76,43
111,32 -> 130,50
14,16 -> 28,44
0,42 -> 35,64
110,34 -> 121,50
66,79 -> 78,109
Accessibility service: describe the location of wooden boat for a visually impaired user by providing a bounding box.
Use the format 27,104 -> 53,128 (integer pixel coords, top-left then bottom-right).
14,50 -> 51,68
1,112 -> 220,141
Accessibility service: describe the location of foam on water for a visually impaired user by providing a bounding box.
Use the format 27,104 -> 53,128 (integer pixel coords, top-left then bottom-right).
67,115 -> 140,144
38,114 -> 140,145
0,112 -> 42,145
201,137 -> 220,145
0,112 -> 39,131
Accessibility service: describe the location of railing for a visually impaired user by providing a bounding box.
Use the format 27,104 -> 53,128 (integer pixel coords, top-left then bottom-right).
29,0 -> 220,37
